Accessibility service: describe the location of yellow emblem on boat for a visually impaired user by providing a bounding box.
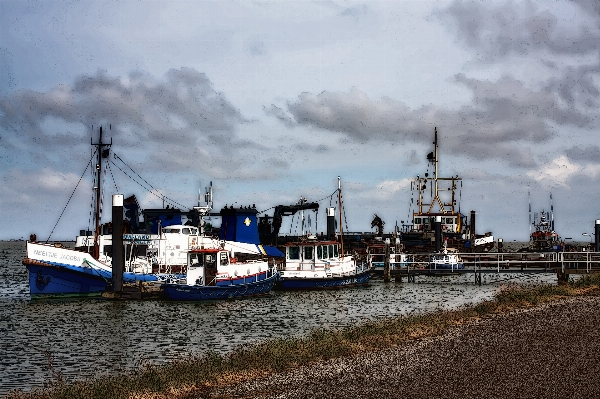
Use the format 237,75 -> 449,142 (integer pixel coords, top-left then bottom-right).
244,217 -> 251,226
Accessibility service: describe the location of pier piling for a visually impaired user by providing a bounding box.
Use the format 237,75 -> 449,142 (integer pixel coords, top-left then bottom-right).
111,194 -> 124,292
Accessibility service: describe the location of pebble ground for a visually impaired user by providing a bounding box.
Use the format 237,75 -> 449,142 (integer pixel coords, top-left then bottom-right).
202,296 -> 600,399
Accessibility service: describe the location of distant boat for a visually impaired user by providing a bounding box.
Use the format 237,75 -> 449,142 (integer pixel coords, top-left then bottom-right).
522,192 -> 564,253
162,246 -> 278,300
427,241 -> 464,270
366,239 -> 411,275
400,127 -> 494,253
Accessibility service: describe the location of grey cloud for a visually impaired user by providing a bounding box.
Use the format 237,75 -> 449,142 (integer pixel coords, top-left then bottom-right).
270,75 -> 589,167
285,88 -> 418,143
565,145 -> 600,162
440,1 -> 600,119
0,68 -> 247,173
264,104 -> 296,128
440,0 -> 600,60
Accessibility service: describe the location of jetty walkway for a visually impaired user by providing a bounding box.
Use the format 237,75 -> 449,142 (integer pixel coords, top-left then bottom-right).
387,251 -> 600,284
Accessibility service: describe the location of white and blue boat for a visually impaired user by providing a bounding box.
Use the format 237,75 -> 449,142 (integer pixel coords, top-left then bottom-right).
162,246 -> 278,300
277,238 -> 372,290
23,241 -> 166,298
427,242 -> 464,270
366,239 -> 411,275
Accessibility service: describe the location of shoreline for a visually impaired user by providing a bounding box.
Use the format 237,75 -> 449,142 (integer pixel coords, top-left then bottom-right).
210,294 -> 600,399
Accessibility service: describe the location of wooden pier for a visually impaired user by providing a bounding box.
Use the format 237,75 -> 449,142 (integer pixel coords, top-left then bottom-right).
386,251 -> 600,284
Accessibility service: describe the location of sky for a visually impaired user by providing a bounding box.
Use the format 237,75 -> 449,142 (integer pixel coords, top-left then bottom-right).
1,0 -> 600,243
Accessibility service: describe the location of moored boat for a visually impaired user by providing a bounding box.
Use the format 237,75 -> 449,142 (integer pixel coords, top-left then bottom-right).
277,238 -> 372,289
22,241 -> 164,298
427,241 -> 464,270
162,246 -> 278,300
401,127 -> 494,253
366,239 -> 411,274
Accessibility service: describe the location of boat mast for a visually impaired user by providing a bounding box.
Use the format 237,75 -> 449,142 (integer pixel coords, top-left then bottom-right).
338,176 -> 344,258
92,125 -> 111,260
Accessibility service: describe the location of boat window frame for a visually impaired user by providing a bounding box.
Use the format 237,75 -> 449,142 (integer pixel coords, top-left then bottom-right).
303,246 -> 314,260
288,246 -> 300,260
189,252 -> 203,268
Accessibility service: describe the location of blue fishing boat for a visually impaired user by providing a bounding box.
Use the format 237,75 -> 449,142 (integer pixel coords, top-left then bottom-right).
162,247 -> 278,300
23,242 -> 164,298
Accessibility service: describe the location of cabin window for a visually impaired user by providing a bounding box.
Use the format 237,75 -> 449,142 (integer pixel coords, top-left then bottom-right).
317,246 -> 323,259
304,246 -> 314,260
220,252 -> 229,266
288,246 -> 300,260
445,218 -> 454,224
183,228 -> 191,235
328,245 -> 334,259
205,254 -> 217,268
333,244 -> 339,257
415,218 -> 422,224
189,253 -> 203,267
423,218 -> 430,224
323,245 -> 328,259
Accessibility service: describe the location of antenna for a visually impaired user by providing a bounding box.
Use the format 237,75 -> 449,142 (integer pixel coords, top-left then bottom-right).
550,192 -> 554,231
528,190 -> 532,236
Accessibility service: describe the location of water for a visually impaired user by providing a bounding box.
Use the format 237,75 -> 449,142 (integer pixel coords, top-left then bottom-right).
0,241 -> 557,395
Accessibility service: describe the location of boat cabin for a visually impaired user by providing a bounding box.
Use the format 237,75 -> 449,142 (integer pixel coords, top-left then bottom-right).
283,240 -> 342,271
186,249 -> 227,286
413,214 -> 461,234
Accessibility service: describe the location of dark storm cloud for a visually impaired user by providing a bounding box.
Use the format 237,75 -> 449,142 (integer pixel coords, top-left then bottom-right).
0,68 -> 245,172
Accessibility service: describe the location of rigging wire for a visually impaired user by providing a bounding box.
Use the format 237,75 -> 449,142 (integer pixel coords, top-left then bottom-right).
106,160 -> 119,194
109,157 -> 187,210
46,153 -> 95,243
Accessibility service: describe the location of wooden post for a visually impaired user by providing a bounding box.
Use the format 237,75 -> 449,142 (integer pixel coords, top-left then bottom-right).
384,238 -> 391,283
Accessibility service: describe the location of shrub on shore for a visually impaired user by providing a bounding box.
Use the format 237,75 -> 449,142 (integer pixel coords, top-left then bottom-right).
7,274 -> 600,399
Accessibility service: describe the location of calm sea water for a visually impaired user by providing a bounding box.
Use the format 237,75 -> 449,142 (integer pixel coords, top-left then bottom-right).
0,241 -> 556,395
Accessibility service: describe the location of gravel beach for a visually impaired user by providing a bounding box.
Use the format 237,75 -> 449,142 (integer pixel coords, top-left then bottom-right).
207,296 -> 600,399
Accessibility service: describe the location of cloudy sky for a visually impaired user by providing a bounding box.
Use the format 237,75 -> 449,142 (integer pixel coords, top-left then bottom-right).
1,0 -> 599,242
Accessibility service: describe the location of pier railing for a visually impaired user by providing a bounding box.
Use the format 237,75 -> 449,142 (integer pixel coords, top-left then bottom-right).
388,251 -> 600,275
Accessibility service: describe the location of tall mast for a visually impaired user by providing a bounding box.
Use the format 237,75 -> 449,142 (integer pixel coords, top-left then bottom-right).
338,176 -> 344,258
434,127 -> 439,203
92,125 -> 111,260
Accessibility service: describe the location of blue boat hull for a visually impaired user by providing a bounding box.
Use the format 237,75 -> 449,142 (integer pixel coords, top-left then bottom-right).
25,261 -> 161,299
163,272 -> 278,301
276,269 -> 372,290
